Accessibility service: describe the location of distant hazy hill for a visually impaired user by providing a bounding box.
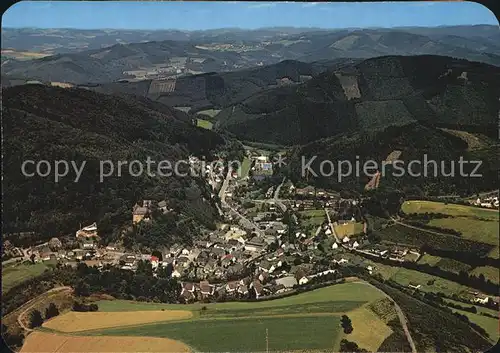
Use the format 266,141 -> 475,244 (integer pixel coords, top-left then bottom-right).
3,25 -> 499,54
3,26 -> 500,84
217,55 -> 500,145
3,85 -> 224,245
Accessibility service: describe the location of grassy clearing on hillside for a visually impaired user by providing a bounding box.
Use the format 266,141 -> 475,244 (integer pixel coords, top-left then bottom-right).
299,210 -> 326,232
427,217 -> 498,245
417,254 -> 442,266
451,308 -> 499,342
20,331 -> 190,353
90,316 -> 342,352
2,260 -> 56,293
239,156 -> 251,179
196,118 -> 213,130
173,106 -> 191,113
435,258 -> 472,274
376,224 -> 494,257
389,267 -> 472,296
196,109 -> 221,118
43,310 -> 193,332
401,200 -> 498,258
440,129 -> 495,151
401,201 -> 498,220
470,266 -> 500,284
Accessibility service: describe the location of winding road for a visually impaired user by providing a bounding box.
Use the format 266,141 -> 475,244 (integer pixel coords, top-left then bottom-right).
17,286 -> 73,332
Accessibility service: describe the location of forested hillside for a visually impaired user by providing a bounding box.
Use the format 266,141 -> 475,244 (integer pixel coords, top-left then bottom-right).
217,55 -> 500,145
3,85 -> 225,247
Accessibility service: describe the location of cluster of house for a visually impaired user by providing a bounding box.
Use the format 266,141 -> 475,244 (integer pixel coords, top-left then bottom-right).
2,240 -> 23,259
292,185 -> 338,200
179,251 -> 343,303
354,243 -> 421,263
473,196 -> 499,209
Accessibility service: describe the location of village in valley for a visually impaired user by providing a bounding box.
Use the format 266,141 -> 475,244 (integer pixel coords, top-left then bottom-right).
5,149 -> 499,309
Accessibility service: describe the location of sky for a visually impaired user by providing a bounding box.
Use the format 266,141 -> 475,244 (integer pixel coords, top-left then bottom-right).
2,1 -> 498,30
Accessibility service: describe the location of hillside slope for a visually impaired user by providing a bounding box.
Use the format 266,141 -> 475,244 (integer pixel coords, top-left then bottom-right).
217,55 -> 500,145
3,85 -> 225,246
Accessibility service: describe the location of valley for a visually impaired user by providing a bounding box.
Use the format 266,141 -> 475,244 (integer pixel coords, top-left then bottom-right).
2,2 -> 499,353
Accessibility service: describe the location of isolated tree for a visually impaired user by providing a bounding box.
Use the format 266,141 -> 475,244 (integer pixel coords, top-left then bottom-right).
339,339 -> 367,352
340,314 -> 353,334
45,303 -> 59,320
29,310 -> 44,328
30,253 -> 36,264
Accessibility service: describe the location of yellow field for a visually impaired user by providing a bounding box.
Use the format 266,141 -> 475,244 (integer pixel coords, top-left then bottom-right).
334,222 -> 364,237
21,331 -> 191,353
341,306 -> 393,352
43,310 -> 192,332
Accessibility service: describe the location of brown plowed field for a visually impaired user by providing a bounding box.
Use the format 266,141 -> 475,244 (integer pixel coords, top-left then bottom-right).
43,310 -> 192,332
21,331 -> 191,353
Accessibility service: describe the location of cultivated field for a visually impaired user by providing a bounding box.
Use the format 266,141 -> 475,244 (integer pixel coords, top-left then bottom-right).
20,331 -> 191,353
334,222 -> 364,238
43,310 -> 193,332
43,282 -> 390,352
94,315 -> 342,352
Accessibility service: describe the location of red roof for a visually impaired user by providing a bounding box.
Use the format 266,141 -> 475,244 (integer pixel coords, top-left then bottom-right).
150,256 -> 159,262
